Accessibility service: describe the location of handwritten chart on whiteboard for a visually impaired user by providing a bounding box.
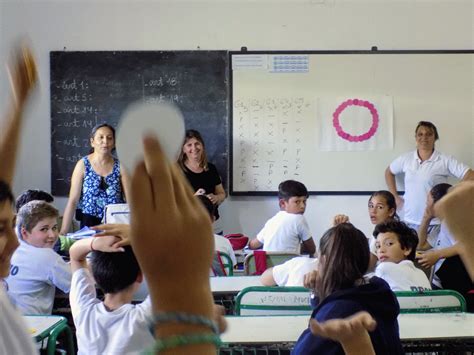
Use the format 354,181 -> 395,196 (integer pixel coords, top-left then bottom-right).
230,52 -> 474,194
233,97 -> 316,192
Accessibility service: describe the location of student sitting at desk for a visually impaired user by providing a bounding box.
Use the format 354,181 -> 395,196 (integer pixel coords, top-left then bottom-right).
261,256 -> 317,287
15,188 -> 77,256
293,223 -> 403,355
249,180 -> 316,256
373,220 -> 431,292
69,235 -> 153,354
6,200 -> 71,315
416,183 -> 473,310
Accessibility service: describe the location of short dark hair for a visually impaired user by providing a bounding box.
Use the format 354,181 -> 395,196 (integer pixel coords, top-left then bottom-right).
91,246 -> 141,294
197,195 -> 215,220
415,121 -> 439,140
373,220 -> 418,261
0,180 -> 14,206
15,189 -> 54,212
278,180 -> 308,200
316,223 -> 369,301
430,183 -> 452,203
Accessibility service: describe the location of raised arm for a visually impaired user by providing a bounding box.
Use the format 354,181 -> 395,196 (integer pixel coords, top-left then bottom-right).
417,207 -> 434,250
462,169 -> 474,181
129,135 -> 216,354
434,181 -> 474,280
70,236 -> 123,272
60,160 -> 85,235
385,167 -> 403,209
0,46 -> 37,185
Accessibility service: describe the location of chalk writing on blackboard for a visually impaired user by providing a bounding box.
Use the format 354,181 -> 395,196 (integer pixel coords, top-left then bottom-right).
233,97 -> 314,191
51,51 -> 228,196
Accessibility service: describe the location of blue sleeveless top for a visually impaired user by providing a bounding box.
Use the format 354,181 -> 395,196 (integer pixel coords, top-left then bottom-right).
80,156 -> 124,219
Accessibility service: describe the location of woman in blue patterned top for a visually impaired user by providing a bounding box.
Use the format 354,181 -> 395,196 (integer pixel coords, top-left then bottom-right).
60,124 -> 129,234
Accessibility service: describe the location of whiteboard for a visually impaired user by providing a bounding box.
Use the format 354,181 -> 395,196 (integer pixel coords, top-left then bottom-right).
230,51 -> 473,195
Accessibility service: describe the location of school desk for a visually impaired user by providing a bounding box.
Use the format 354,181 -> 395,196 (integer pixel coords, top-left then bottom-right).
211,275 -> 262,295
220,313 -> 474,352
24,315 -> 75,355
211,275 -> 263,315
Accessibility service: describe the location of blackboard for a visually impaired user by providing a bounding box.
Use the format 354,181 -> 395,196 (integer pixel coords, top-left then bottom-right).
51,51 -> 228,196
229,50 -> 474,195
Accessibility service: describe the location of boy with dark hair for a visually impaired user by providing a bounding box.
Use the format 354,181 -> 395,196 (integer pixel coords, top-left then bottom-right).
6,200 -> 71,314
373,220 -> 431,291
278,179 -> 308,200
69,235 -> 153,354
15,189 -> 54,212
249,180 -> 316,255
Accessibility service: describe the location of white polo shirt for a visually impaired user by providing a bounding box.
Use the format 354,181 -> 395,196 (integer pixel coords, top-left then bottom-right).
389,150 -> 469,225
375,260 -> 431,292
257,211 -> 312,254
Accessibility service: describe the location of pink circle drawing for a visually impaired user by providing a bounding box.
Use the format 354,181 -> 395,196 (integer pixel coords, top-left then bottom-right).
332,98 -> 379,142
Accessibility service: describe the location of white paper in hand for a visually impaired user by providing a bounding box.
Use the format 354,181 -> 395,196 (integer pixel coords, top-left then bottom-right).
116,101 -> 185,173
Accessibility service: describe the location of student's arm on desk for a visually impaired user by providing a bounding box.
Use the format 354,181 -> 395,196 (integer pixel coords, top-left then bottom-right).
301,238 -> 316,256
69,236 -> 124,272
261,267 -> 277,286
248,238 -> 263,249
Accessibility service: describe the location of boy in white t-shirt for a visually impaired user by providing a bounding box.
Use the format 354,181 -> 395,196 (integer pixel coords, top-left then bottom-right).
373,220 -> 431,292
6,200 -> 71,314
261,256 -> 317,287
249,180 -> 316,256
69,235 -> 153,354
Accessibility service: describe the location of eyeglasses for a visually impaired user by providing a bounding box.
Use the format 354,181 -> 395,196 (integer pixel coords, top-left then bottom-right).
99,176 -> 108,191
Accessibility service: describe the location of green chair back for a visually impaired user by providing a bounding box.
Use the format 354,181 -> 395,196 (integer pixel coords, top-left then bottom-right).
235,286 -> 313,315
217,251 -> 234,276
395,289 -> 467,313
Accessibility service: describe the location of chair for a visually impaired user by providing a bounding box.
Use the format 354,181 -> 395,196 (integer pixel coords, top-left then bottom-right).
215,251 -> 234,276
243,252 -> 299,275
235,286 -> 313,315
28,315 -> 75,355
395,290 -> 467,313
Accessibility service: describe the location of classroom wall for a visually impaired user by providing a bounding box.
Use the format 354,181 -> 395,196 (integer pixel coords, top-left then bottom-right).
0,0 -> 472,242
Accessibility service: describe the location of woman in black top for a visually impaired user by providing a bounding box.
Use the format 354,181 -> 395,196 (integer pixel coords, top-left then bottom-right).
178,130 -> 226,219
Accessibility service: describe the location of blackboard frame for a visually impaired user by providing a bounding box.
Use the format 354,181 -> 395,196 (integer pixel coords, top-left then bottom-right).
50,50 -> 229,197
229,49 -> 474,196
